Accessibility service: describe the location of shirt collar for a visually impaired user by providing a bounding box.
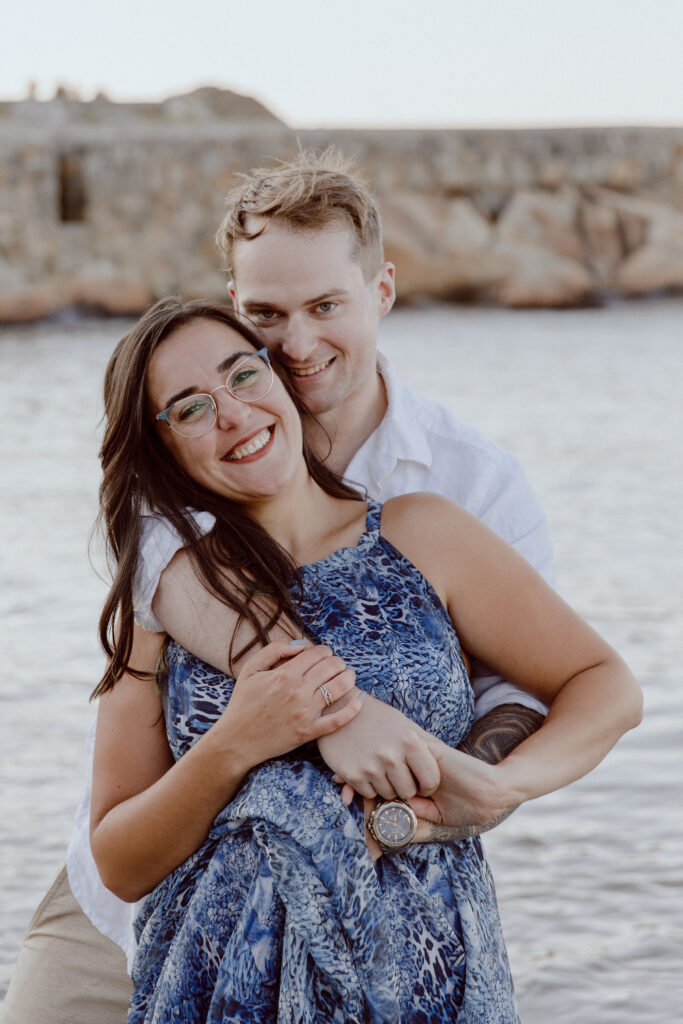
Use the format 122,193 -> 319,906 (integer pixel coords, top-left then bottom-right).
356,350 -> 430,481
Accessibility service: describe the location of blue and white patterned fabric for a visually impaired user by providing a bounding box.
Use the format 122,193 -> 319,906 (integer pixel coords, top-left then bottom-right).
128,502 -> 519,1023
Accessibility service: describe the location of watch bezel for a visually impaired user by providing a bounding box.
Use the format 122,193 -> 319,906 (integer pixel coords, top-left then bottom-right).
368,798 -> 418,850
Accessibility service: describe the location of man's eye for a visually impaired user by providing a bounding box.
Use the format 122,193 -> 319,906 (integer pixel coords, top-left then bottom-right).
315,302 -> 336,314
250,310 -> 278,323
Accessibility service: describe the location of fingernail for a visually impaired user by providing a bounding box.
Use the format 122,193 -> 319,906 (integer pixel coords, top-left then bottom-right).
289,638 -> 306,646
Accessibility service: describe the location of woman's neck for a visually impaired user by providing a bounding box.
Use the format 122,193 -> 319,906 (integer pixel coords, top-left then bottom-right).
246,471 -> 366,567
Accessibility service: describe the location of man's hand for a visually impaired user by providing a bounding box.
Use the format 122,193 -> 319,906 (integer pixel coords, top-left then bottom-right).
408,703 -> 544,841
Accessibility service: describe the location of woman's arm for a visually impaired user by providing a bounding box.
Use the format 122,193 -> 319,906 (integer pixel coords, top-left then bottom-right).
153,549 -> 444,801
378,493 -> 642,827
153,546 -> 541,807
91,626 -> 361,902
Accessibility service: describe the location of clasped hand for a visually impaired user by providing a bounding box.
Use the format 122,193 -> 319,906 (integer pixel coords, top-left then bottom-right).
318,692 -> 441,802
224,641 -> 362,771
317,693 -> 513,839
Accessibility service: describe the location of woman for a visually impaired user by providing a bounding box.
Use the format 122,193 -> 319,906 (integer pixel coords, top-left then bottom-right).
90,298 -> 641,1023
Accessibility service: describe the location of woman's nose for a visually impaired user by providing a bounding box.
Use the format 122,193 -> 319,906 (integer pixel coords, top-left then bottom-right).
213,387 -> 251,431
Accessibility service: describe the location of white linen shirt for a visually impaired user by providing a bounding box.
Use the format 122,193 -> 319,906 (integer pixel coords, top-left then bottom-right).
67,351 -> 554,967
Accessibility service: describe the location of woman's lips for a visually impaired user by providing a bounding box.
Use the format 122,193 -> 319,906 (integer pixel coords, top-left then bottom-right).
223,426 -> 274,462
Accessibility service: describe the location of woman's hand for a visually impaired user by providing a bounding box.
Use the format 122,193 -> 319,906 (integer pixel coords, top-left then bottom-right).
317,693 -> 441,802
91,635 -> 362,903
223,641 -> 363,773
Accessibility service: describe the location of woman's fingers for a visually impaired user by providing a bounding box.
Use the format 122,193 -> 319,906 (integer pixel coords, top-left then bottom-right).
354,739 -> 440,802
364,745 -> 440,802
241,639 -> 313,674
235,642 -> 364,755
371,779 -> 398,801
312,693 -> 363,738
385,762 -> 420,802
315,668 -> 357,710
306,654 -> 352,688
403,737 -> 441,796
340,782 -> 356,806
331,775 -> 361,806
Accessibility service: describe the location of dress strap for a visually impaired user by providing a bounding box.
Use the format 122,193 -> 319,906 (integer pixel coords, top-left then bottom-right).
363,500 -> 382,538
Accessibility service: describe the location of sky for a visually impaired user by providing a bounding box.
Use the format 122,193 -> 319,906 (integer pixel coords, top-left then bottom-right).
4,0 -> 683,128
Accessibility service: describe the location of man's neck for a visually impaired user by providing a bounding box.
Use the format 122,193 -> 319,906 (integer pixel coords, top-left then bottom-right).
306,370 -> 388,476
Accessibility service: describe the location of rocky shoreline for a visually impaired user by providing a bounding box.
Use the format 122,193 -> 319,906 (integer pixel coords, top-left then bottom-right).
1,90 -> 683,321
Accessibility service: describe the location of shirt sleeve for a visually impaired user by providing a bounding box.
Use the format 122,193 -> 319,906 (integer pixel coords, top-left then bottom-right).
469,456 -> 555,720
133,511 -> 216,632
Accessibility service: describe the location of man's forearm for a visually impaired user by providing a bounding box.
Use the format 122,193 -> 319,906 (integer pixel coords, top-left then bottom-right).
414,703 -> 544,843
457,704 -> 545,765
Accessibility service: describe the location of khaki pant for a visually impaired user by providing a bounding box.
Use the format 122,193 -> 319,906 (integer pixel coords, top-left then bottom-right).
0,863 -> 132,1024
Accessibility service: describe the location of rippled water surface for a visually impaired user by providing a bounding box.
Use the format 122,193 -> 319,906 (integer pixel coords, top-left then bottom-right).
1,300 -> 682,1021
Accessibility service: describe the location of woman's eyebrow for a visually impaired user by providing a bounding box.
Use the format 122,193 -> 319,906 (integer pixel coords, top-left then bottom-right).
216,351 -> 254,375
165,351 -> 254,406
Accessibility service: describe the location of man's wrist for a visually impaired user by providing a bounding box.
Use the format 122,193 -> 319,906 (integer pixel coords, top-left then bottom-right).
412,809 -> 515,845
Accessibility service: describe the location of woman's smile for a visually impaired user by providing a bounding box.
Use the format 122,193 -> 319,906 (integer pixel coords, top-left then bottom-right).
148,317 -> 304,505
222,425 -> 275,462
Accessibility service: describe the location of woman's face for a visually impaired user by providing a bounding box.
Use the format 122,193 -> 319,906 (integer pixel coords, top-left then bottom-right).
147,317 -> 305,507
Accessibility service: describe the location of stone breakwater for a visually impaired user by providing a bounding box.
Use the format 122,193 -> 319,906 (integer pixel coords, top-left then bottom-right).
2,102 -> 683,320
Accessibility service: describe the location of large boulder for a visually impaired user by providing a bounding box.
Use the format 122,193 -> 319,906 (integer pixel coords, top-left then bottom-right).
579,202 -> 624,284
485,189 -> 594,305
490,244 -> 593,308
617,222 -> 683,294
496,189 -> 583,263
589,189 -> 683,293
0,283 -> 62,321
62,275 -> 153,314
381,193 -> 497,299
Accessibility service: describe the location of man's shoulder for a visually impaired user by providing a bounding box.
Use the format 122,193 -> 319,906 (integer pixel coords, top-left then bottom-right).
398,379 -> 521,474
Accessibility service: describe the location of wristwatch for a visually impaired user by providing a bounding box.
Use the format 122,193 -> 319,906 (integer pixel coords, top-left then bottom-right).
367,798 -> 417,851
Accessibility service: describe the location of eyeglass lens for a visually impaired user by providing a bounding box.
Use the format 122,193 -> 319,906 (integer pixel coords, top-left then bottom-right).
166,353 -> 272,437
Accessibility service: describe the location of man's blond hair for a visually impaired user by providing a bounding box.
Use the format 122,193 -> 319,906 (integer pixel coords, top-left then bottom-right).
216,148 -> 383,280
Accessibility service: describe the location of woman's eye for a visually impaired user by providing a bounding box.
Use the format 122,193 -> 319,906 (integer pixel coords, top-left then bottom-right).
231,367 -> 257,387
178,399 -> 209,421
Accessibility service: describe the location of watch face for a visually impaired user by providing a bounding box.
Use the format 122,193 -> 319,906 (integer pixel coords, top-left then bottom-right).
374,801 -> 417,849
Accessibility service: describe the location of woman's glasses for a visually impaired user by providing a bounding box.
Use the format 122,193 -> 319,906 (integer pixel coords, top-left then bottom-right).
156,348 -> 274,438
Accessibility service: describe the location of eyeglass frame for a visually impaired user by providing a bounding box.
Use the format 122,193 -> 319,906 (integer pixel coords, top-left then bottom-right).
155,346 -> 274,439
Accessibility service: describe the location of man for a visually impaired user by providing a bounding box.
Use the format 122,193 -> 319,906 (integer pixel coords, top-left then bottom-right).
1,150 -> 551,1024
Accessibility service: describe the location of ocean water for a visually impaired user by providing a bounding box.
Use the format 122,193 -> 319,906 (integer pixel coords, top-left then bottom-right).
1,299 -> 682,1021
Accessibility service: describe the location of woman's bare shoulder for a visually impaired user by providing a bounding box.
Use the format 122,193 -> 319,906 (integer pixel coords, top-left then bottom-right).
381,493 -> 474,542
379,493 -> 480,595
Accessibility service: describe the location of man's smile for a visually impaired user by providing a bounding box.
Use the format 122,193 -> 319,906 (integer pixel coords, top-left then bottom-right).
287,357 -> 335,378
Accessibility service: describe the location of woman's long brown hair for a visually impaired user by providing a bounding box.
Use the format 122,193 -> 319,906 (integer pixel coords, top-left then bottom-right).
92,297 -> 363,699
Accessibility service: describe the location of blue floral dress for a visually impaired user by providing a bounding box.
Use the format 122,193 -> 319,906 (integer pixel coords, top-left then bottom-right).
128,502 -> 519,1023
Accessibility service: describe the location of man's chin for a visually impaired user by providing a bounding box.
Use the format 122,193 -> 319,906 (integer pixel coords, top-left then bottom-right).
291,387 -> 340,418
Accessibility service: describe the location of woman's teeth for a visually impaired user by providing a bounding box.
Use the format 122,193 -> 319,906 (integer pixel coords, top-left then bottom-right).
226,427 -> 272,461
289,358 -> 332,377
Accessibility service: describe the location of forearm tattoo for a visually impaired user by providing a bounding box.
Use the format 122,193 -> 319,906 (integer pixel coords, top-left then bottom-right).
456,704 -> 545,765
419,704 -> 544,844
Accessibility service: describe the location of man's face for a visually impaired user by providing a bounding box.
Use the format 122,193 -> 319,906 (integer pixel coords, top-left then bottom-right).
230,220 -> 395,418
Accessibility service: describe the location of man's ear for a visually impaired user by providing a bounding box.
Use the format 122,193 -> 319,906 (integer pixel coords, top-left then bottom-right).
376,262 -> 396,319
228,281 -> 238,310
